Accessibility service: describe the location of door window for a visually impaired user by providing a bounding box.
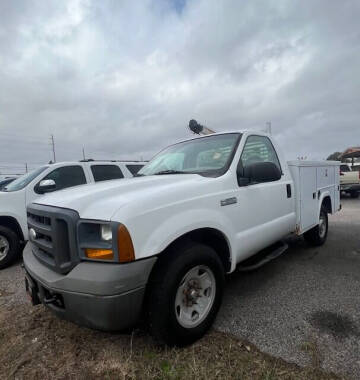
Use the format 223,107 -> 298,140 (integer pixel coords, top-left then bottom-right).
39,166 -> 86,192
240,135 -> 281,172
126,164 -> 144,176
91,165 -> 124,182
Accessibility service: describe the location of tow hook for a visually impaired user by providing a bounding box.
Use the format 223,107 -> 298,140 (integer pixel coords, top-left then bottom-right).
43,294 -> 63,308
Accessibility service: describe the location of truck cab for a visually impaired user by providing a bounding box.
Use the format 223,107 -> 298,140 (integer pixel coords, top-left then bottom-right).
23,131 -> 340,345
0,160 -> 145,269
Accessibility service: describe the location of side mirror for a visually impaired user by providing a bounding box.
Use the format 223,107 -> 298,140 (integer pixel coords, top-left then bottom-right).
37,179 -> 56,194
238,162 -> 281,186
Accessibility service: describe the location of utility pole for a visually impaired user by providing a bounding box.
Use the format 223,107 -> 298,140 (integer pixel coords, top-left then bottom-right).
82,147 -> 86,160
50,134 -> 56,163
266,121 -> 272,135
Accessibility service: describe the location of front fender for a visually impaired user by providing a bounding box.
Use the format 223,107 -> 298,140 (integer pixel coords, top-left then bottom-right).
132,207 -> 235,264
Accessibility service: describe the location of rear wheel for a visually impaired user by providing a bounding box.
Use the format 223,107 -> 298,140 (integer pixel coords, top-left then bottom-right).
350,191 -> 359,199
147,242 -> 224,346
0,226 -> 21,270
303,206 -> 328,246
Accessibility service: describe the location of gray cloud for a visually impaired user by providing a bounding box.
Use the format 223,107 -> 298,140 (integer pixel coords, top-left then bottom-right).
0,0 -> 359,174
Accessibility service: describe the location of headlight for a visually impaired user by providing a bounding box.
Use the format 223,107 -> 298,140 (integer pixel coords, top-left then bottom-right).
78,221 -> 135,263
101,224 -> 112,241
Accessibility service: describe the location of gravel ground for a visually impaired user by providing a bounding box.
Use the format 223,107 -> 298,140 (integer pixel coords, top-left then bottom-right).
0,198 -> 358,378
0,257 -> 25,307
215,197 -> 360,379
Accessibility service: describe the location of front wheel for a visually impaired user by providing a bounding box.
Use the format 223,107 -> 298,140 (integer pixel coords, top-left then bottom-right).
0,226 -> 21,270
147,243 -> 224,346
303,206 -> 328,246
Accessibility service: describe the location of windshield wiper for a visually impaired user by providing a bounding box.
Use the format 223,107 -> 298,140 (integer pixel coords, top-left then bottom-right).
153,170 -> 188,175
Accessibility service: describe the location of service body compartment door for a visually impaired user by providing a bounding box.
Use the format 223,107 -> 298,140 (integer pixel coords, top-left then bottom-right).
334,167 -> 341,211
300,166 -> 318,232
317,166 -> 335,188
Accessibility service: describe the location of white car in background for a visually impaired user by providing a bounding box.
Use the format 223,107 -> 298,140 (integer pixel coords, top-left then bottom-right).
0,160 -> 145,269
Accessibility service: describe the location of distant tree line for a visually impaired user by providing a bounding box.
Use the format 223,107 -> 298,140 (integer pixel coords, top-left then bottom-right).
326,152 -> 342,161
327,151 -> 360,163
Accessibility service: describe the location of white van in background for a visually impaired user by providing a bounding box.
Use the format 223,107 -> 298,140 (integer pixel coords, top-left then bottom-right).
0,160 -> 145,269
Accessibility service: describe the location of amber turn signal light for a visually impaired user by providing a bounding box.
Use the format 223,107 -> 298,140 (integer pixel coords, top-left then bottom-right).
85,248 -> 114,260
117,224 -> 135,263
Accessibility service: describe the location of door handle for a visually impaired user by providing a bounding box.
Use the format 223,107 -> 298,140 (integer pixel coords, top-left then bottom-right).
286,184 -> 291,198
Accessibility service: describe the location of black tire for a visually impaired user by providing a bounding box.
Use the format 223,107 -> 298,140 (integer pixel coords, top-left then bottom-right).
0,226 -> 22,270
303,206 -> 328,246
147,242 -> 224,346
350,191 -> 359,199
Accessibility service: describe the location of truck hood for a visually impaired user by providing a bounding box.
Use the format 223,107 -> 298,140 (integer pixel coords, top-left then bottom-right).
0,189 -> 26,216
33,174 -> 209,220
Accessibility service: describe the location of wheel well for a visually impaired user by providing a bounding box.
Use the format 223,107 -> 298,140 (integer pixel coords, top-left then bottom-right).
322,196 -> 332,214
0,216 -> 24,241
160,228 -> 231,272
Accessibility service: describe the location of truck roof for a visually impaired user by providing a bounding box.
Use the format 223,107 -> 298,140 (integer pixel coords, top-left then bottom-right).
44,160 -> 147,168
178,130 -> 270,144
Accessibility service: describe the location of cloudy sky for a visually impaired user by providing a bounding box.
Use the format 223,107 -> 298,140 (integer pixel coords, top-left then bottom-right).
0,0 -> 359,174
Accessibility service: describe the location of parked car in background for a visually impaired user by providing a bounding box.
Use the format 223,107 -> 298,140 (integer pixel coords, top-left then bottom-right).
0,160 -> 145,269
340,163 -> 360,198
0,177 -> 17,191
23,131 -> 340,345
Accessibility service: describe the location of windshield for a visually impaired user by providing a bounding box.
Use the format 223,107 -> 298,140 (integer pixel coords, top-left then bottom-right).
4,166 -> 48,192
138,133 -> 241,177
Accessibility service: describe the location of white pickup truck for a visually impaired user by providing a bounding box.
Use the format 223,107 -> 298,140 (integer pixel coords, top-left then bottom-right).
0,160 -> 145,269
340,163 -> 360,198
23,131 -> 340,346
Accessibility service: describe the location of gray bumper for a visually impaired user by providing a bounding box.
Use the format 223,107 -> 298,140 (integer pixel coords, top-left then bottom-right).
23,243 -> 157,331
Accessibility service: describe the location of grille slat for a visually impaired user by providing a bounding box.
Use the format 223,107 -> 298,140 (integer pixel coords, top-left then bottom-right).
33,238 -> 53,255
27,220 -> 52,238
27,205 -> 79,274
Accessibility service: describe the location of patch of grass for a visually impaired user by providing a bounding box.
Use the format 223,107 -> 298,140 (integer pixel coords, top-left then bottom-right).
0,304 -> 344,380
301,339 -> 322,369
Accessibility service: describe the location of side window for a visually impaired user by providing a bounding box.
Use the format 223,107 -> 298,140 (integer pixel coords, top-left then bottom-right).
240,135 -> 281,171
41,166 -> 86,191
126,164 -> 144,176
340,165 -> 350,172
91,165 -> 124,182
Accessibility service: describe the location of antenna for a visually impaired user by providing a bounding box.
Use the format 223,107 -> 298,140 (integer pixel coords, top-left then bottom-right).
266,121 -> 272,135
50,134 -> 56,162
188,120 -> 216,135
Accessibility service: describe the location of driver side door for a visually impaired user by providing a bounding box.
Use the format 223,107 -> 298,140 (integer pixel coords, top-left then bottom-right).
233,135 -> 294,263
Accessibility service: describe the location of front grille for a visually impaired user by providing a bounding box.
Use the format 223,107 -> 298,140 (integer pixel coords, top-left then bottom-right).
27,204 -> 80,274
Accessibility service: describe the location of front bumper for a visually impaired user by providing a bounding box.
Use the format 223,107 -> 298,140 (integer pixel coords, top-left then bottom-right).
23,243 -> 157,331
340,183 -> 360,192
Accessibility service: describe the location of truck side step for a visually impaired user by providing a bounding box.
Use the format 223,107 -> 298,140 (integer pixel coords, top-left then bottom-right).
237,241 -> 288,272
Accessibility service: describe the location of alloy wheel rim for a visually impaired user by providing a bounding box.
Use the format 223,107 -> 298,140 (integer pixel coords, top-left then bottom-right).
0,235 -> 10,261
175,265 -> 216,328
